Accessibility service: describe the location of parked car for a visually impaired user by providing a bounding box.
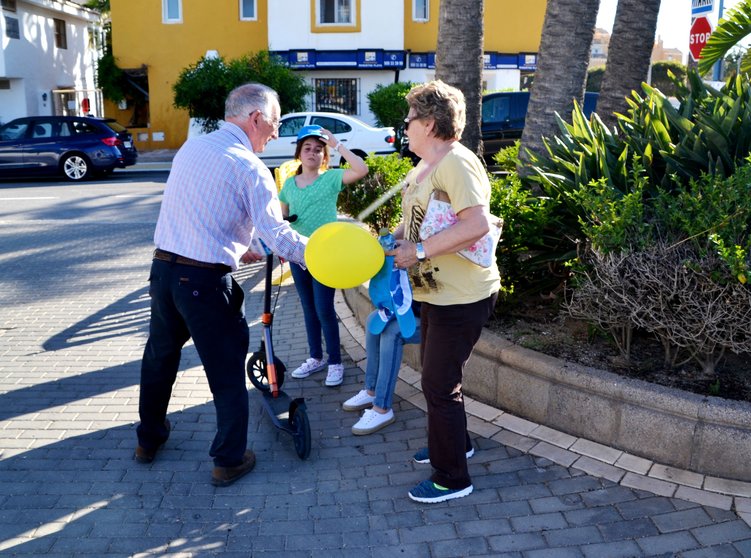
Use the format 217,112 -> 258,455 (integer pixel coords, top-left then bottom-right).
481,91 -> 599,164
0,116 -> 138,181
260,112 -> 396,168
400,91 -> 599,166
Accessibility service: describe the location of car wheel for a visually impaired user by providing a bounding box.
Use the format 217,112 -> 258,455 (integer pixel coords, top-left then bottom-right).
61,153 -> 92,181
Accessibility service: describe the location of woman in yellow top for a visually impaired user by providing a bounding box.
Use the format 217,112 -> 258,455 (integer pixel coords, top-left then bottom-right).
279,125 -> 368,386
390,81 -> 501,504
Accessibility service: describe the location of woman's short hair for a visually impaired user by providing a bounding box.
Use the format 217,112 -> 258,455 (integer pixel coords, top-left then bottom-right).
406,80 -> 466,141
225,83 -> 279,120
294,137 -> 330,174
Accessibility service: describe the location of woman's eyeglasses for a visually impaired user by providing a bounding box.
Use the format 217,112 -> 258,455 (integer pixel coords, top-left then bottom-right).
403,116 -> 419,128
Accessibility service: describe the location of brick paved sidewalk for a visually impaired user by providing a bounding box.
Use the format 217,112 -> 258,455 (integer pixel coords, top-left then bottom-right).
1,217 -> 750,556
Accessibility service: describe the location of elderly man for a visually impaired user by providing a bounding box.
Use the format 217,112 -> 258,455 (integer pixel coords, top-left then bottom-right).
135,83 -> 307,487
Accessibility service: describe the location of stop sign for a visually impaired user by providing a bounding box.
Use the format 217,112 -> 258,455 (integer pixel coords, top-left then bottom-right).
689,16 -> 712,60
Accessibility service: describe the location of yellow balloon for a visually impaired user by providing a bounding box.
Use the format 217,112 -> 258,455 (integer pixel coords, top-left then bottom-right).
305,222 -> 385,289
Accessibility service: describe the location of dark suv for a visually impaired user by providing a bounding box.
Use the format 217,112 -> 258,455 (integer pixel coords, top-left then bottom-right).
481,91 -> 598,164
0,116 -> 138,181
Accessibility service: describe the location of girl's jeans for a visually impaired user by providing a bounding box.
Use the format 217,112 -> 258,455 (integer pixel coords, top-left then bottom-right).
289,262 -> 341,365
364,312 -> 420,410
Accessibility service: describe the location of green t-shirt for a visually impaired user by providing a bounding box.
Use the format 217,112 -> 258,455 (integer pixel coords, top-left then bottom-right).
279,169 -> 346,237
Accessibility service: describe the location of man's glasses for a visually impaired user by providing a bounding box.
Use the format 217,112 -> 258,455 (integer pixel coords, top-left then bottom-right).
253,110 -> 280,130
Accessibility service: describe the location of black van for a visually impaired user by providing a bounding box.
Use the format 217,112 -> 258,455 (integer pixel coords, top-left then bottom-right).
481,91 -> 598,164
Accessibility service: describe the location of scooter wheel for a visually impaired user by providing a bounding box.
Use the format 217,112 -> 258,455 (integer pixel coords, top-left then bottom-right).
290,406 -> 311,460
247,353 -> 286,392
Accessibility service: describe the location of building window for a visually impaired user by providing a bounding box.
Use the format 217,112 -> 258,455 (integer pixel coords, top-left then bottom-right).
413,0 -> 428,21
314,78 -> 358,115
1,0 -> 17,12
240,0 -> 256,20
320,0 -> 352,24
4,15 -> 18,38
163,0 -> 182,23
54,19 -> 67,49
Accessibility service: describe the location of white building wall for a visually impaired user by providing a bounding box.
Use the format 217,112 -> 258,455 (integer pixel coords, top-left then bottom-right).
268,0 -> 405,124
483,70 -> 522,92
0,0 -> 99,124
299,70 -> 401,126
267,1 -> 527,123
267,0 -> 404,51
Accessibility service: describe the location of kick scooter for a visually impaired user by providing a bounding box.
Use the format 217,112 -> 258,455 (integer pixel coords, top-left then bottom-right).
247,251 -> 311,460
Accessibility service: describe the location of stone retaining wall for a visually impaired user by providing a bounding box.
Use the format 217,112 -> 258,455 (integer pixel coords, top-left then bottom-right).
343,284 -> 751,482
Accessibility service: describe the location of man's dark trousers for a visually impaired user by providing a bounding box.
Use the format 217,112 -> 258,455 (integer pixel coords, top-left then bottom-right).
137,259 -> 250,467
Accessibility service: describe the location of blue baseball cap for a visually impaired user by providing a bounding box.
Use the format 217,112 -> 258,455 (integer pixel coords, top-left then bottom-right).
296,125 -> 329,143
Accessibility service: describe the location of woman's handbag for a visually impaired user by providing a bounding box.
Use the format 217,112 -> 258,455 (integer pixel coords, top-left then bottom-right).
419,190 -> 503,268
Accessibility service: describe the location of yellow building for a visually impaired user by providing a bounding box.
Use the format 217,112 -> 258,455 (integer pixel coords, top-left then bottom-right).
110,0 -> 546,150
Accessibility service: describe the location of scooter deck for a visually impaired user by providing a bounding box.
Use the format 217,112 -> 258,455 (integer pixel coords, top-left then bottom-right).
258,390 -> 304,434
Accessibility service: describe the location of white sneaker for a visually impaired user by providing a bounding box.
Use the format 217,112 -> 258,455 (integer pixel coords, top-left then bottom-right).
352,408 -> 395,435
291,357 -> 327,379
325,363 -> 344,386
342,389 -> 375,411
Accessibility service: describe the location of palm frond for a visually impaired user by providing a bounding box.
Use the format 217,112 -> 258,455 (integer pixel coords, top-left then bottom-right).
698,1 -> 751,74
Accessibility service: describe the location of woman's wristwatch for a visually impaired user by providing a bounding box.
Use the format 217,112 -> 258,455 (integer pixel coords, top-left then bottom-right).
415,242 -> 426,262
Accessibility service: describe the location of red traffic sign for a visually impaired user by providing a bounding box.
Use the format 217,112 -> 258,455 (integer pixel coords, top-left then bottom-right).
689,16 -> 712,60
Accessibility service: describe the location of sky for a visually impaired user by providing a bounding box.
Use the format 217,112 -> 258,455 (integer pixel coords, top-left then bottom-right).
596,0 -> 744,57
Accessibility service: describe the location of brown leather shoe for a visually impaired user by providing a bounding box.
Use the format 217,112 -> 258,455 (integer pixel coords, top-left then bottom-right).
134,419 -> 171,464
211,450 -> 256,487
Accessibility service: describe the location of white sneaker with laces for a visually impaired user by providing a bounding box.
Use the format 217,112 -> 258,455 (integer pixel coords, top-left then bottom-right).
352,408 -> 395,435
291,357 -> 327,379
343,389 -> 375,411
325,363 -> 344,386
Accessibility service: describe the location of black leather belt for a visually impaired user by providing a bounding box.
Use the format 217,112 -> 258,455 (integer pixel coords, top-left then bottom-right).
153,249 -> 230,271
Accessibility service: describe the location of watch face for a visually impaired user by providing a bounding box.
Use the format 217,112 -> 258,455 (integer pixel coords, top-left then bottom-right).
416,243 -> 426,261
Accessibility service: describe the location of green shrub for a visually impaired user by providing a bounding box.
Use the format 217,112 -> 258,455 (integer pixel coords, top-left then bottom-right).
566,162 -> 654,254
491,142 -> 520,172
367,82 -> 417,151
523,70 -> 751,290
654,162 -> 751,282
337,153 -> 413,233
489,172 -> 561,301
173,51 -> 311,132
650,61 -> 687,97
586,66 -> 605,92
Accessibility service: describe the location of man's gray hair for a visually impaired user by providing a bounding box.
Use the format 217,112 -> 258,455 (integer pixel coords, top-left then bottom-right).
225,83 -> 279,120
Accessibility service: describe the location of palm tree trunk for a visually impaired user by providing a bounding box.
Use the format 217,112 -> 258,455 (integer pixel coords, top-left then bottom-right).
435,0 -> 485,156
518,0 -> 599,177
598,0 -> 661,129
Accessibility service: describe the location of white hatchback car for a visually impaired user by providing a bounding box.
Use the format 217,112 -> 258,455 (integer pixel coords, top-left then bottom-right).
259,112 -> 396,168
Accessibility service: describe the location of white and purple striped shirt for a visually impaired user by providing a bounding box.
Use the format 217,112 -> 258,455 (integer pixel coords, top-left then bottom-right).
154,122 -> 307,270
